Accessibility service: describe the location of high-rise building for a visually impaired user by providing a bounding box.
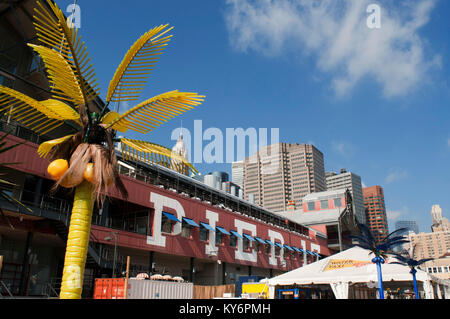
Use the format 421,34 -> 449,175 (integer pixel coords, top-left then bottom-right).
363,186 -> 388,241
395,220 -> 419,234
242,143 -> 326,212
171,131 -> 189,175
326,169 -> 365,224
431,204 -> 443,226
408,205 -> 450,261
431,204 -> 450,232
231,160 -> 244,188
409,231 -> 450,260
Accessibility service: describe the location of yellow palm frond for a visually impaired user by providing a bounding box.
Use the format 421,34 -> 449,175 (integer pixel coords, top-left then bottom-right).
100,111 -> 129,133
104,90 -> 204,134
28,44 -> 84,106
106,24 -> 173,104
120,138 -> 198,175
37,134 -> 75,158
33,0 -> 99,103
39,99 -> 81,125
0,86 -> 78,135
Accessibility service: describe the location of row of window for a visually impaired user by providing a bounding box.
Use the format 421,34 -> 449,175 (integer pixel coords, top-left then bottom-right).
305,198 -> 343,211
427,266 -> 450,274
161,213 -> 320,258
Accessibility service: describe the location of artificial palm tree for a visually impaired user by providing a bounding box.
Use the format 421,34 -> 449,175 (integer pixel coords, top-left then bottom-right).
391,245 -> 433,299
0,0 -> 204,299
349,223 -> 410,299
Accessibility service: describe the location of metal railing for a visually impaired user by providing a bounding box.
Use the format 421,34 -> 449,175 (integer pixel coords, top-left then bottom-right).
0,280 -> 14,298
0,119 -> 52,145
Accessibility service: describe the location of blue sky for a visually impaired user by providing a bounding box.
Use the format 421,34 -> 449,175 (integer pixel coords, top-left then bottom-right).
57,0 -> 450,232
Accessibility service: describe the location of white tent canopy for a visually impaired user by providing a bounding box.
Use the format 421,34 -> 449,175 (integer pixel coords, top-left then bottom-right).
268,246 -> 450,299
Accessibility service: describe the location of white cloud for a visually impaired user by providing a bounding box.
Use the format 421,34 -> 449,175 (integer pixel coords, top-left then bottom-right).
387,206 -> 409,221
385,169 -> 409,184
447,138 -> 450,147
332,140 -> 356,157
361,181 -> 367,188
224,0 -> 441,98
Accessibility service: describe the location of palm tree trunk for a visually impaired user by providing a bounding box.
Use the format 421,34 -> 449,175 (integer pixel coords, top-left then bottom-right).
59,181 -> 94,299
375,260 -> 385,299
411,269 -> 419,299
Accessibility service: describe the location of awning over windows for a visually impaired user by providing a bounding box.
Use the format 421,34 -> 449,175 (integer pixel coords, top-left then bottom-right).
254,237 -> 267,245
274,242 -> 284,249
283,244 -> 294,251
298,248 -> 305,254
162,212 -> 181,223
216,226 -> 231,235
182,217 -> 199,227
265,239 -> 275,246
242,233 -> 255,241
292,247 -> 301,253
199,222 -> 215,232
229,230 -> 243,239
305,249 -> 314,255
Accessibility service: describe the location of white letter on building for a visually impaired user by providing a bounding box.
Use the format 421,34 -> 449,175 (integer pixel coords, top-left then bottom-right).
205,210 -> 219,256
234,219 -> 258,263
148,192 -> 186,247
268,229 -> 285,267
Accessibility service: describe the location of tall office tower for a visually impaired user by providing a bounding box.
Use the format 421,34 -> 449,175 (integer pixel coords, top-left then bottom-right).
363,186 -> 389,241
431,204 -> 450,232
395,220 -> 419,234
242,143 -> 326,212
171,131 -> 189,175
431,204 -> 443,226
231,160 -> 244,188
326,169 -> 365,224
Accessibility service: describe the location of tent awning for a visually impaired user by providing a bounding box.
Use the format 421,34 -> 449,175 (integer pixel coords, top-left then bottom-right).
268,247 -> 446,287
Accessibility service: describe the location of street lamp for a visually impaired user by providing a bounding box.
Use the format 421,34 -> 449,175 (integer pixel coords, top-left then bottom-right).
104,232 -> 118,278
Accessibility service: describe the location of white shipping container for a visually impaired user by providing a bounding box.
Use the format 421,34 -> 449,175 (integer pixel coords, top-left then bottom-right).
127,279 -> 194,299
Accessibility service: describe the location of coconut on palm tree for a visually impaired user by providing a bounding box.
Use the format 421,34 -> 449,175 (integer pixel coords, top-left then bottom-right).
349,223 -> 410,299
0,0 -> 204,299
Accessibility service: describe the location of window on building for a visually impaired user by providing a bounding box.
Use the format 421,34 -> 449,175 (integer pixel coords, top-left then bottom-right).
161,215 -> 174,233
243,237 -> 251,252
181,221 -> 191,238
265,243 -> 271,255
230,233 -> 237,248
215,232 -> 222,245
254,241 -> 260,252
334,198 -> 342,207
275,245 -> 281,256
199,227 -> 208,241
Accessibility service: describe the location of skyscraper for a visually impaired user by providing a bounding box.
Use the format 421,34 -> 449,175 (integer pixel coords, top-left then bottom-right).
431,204 -> 450,232
363,186 -> 388,241
231,160 -> 244,188
242,143 -> 326,212
407,205 -> 450,260
171,131 -> 189,175
326,169 -> 365,224
395,220 -> 419,234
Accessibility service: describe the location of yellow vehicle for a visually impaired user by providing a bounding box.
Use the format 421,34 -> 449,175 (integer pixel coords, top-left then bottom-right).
241,283 -> 269,299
